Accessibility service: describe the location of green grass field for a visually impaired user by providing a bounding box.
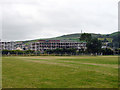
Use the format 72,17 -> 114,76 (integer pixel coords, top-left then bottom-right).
2,56 -> 118,88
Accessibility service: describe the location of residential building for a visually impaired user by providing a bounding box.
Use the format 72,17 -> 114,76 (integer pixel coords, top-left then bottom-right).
0,42 -> 16,50
30,40 -> 86,51
0,40 -> 87,51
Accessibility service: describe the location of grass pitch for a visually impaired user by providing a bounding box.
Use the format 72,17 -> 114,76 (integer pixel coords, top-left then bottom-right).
2,56 -> 118,88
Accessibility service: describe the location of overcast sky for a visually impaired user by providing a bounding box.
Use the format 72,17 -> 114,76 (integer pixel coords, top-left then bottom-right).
0,0 -> 119,41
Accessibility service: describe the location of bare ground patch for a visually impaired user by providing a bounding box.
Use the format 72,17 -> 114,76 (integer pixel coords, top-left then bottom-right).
23,59 -> 117,76
16,56 -> 95,60
21,58 -> 118,69
98,56 -> 118,58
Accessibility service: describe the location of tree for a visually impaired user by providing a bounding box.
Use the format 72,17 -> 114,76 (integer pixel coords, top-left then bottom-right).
112,32 -> 120,49
86,38 -> 102,54
101,48 -> 113,55
79,33 -> 92,42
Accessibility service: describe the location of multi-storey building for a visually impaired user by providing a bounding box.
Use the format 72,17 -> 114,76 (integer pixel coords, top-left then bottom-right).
30,40 -> 86,51
0,40 -> 87,51
0,42 -> 16,50
0,41 -> 26,50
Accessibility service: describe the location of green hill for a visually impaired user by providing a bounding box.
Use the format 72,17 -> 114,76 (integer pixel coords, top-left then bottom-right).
47,31 -> 119,42
21,31 -> 119,44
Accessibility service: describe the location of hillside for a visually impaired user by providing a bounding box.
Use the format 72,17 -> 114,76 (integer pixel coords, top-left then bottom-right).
21,31 -> 119,44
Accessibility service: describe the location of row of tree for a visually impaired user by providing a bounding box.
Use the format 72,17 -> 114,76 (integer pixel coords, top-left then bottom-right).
46,48 -> 77,55
46,48 -> 117,55
1,48 -> 118,56
2,50 -> 35,55
3,49 -> 119,55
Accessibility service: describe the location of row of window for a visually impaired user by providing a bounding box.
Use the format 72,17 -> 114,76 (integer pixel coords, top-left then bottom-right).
32,43 -> 85,45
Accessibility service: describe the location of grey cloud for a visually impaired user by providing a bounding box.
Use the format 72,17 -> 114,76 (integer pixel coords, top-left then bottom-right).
1,0 -> 119,41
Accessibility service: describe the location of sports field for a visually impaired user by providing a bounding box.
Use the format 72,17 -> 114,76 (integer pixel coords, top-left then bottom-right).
2,56 -> 118,88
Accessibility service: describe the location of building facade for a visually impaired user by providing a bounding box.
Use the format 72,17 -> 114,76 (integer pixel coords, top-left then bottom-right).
0,40 -> 87,51
0,42 -> 16,50
30,40 -> 86,51
0,41 -> 25,50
